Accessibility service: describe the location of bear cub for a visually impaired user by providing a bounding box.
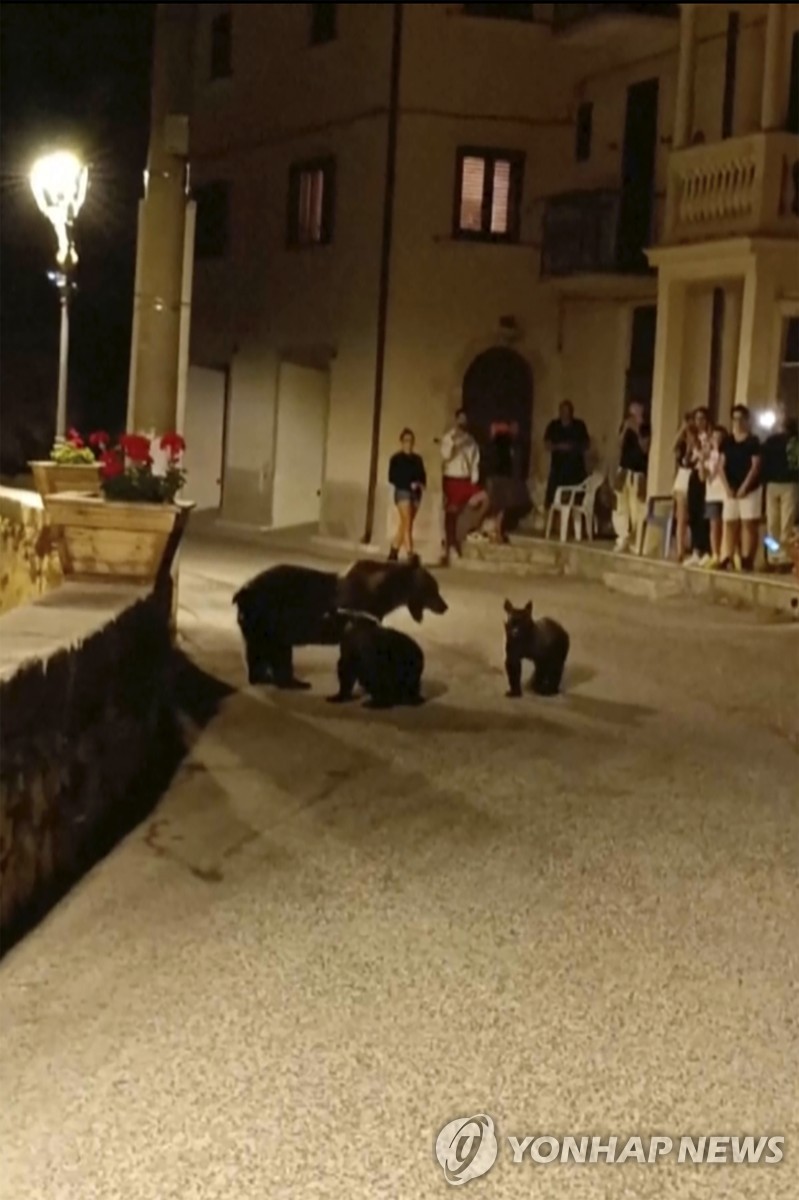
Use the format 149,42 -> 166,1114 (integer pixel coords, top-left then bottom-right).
327,616 -> 425,709
504,599 -> 569,698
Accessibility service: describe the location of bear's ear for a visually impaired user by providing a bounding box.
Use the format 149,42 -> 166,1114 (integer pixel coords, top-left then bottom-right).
524,600 -> 533,617
407,553 -> 421,568
503,598 -> 513,614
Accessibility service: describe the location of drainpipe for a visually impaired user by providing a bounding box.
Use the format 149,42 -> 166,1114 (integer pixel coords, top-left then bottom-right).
362,2 -> 403,544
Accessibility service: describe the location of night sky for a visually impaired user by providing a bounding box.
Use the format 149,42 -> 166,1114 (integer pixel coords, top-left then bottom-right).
1,3 -> 154,469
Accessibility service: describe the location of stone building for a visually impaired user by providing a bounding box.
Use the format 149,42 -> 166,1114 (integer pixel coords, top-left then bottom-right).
139,3 -> 799,551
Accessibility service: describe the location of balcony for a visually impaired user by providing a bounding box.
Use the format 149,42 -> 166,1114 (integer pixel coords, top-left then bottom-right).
552,3 -> 678,45
540,189 -> 658,294
663,132 -> 799,246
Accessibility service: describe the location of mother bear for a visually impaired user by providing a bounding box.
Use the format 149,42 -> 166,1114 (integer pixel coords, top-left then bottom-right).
233,555 -> 448,688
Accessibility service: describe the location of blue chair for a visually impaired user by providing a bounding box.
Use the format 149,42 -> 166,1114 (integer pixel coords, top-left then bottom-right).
638,495 -> 675,558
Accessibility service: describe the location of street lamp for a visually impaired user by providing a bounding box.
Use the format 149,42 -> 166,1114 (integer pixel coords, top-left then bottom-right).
29,150 -> 89,439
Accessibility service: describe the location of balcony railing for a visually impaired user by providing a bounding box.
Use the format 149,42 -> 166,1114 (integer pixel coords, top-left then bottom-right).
541,189 -> 652,277
664,132 -> 799,244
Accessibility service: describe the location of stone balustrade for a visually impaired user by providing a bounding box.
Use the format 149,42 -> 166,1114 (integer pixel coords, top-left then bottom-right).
0,487 -> 62,616
664,131 -> 799,244
0,582 -> 181,954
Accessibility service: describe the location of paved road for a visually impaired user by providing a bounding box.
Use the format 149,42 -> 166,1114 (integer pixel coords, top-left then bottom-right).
2,533 -> 797,1199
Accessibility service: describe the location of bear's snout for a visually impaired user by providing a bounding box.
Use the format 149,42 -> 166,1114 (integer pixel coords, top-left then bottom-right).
428,594 -> 448,615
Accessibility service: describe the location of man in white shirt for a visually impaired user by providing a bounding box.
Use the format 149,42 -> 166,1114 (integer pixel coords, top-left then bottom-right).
440,408 -> 489,559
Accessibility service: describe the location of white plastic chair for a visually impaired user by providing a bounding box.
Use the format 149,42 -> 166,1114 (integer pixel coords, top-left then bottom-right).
545,474 -> 602,542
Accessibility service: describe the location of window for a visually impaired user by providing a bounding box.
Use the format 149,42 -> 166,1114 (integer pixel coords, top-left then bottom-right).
462,3 -> 535,20
721,10 -> 739,139
194,181 -> 229,258
287,159 -> 336,246
454,148 -> 524,241
210,11 -> 232,80
788,31 -> 799,134
778,317 -> 799,421
310,3 -> 337,44
575,102 -> 593,162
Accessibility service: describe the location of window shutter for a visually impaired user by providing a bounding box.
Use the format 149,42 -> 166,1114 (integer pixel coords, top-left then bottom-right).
490,159 -> 511,235
460,155 -> 486,232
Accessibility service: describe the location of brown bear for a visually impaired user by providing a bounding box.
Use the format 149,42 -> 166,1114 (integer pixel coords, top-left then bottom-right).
327,615 -> 425,709
233,555 -> 448,689
504,598 -> 570,697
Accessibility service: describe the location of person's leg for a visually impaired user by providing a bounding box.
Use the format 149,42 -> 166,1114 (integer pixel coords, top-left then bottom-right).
630,474 -> 647,554
395,499 -> 412,555
741,519 -> 759,569
674,491 -> 688,560
614,473 -> 631,550
688,472 -> 708,558
709,513 -> 723,561
405,501 -> 419,557
765,484 -> 780,563
779,484 -> 798,557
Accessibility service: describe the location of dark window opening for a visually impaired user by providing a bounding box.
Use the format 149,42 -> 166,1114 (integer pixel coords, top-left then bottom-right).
626,304 -> 656,409
707,288 -> 725,422
721,10 -> 739,139
575,102 -> 593,162
462,3 -> 535,19
310,3 -> 337,44
454,148 -> 524,242
210,11 -> 232,80
194,182 -> 230,258
788,31 -> 799,134
287,159 -> 336,246
785,316 -> 799,364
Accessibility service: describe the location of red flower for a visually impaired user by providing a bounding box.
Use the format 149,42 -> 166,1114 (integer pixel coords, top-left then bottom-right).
67,428 -> 84,447
89,431 -> 110,449
160,432 -> 186,459
99,449 -> 124,479
120,433 -> 152,463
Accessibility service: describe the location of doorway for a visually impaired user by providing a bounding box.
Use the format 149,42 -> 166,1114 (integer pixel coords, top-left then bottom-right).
183,364 -> 229,510
272,362 -> 329,527
626,305 -> 657,411
617,78 -> 659,272
462,346 -> 533,477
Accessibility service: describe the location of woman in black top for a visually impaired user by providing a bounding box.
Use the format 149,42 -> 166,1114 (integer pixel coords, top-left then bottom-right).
720,405 -> 762,571
387,428 -> 426,560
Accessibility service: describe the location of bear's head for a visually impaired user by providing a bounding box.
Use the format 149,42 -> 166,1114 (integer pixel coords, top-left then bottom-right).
406,555 -> 448,623
504,598 -> 533,641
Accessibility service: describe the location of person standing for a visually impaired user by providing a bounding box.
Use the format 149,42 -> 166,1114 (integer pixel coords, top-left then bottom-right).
720,405 -> 762,571
544,401 -> 590,509
614,401 -> 650,553
485,421 -> 530,543
387,428 -> 426,561
440,408 -> 489,560
686,406 -> 712,564
762,401 -> 799,568
671,412 -> 696,563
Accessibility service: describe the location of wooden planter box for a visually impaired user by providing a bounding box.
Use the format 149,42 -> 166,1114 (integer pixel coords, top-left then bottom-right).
29,461 -> 102,497
42,493 -> 194,584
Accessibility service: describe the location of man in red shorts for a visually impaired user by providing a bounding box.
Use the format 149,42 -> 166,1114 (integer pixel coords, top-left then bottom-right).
440,408 -> 489,560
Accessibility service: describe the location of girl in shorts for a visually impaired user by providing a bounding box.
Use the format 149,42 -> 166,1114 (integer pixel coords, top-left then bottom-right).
699,424 -> 727,569
387,428 -> 426,560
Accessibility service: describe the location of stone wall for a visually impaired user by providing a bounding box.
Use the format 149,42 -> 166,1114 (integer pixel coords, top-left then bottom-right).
0,486 -> 62,616
0,583 -> 182,955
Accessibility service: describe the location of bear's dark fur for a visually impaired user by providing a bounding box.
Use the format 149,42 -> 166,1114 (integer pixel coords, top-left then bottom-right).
504,599 -> 570,697
327,616 -> 425,708
233,556 -> 447,688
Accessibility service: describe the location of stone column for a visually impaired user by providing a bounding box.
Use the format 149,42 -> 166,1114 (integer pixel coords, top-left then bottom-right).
718,283 -> 743,418
647,272 -> 688,497
761,3 -> 787,131
735,257 -> 778,410
673,3 -> 697,150
128,3 -> 196,436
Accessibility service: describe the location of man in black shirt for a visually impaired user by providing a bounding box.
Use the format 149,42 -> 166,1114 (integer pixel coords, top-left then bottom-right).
762,401 -> 799,566
614,401 -> 651,553
544,401 -> 590,508
720,404 -> 762,571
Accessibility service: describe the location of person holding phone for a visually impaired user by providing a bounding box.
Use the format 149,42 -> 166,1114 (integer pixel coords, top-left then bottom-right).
614,401 -> 651,553
388,428 -> 426,561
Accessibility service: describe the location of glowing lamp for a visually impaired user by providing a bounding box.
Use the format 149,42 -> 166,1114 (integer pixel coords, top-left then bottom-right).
29,151 -> 88,267
757,409 -> 777,431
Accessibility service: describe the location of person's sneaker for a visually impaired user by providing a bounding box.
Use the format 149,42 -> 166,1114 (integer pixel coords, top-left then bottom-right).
733,552 -> 742,571
387,547 -> 399,562
613,541 -> 629,554
684,552 -> 701,567
700,554 -> 719,570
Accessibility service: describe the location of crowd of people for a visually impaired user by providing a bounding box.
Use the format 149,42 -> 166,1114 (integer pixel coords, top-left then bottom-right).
385,399 -> 799,572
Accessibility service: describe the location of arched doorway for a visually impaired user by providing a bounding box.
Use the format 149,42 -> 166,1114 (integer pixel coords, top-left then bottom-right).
462,346 -> 533,477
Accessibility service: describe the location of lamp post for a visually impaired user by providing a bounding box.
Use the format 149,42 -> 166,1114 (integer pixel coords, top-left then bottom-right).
29,150 -> 89,440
